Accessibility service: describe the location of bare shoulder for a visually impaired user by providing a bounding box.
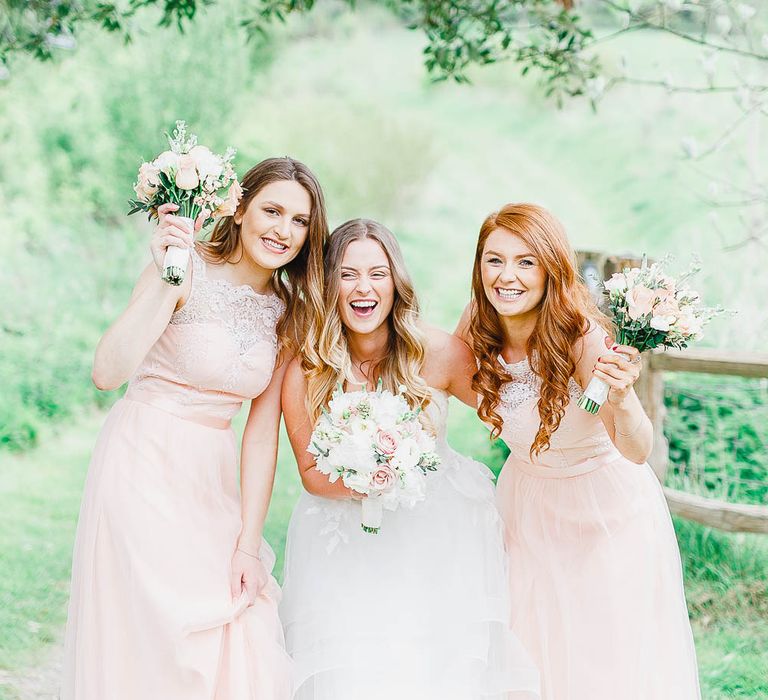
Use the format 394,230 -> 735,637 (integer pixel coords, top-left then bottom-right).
425,325 -> 473,363
453,301 -> 474,343
423,325 -> 475,392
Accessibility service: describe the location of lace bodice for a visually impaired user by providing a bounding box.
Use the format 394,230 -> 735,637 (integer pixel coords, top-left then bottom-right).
127,247 -> 285,422
497,356 -> 617,469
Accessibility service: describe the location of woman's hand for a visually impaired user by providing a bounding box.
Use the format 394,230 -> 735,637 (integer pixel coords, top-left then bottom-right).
593,337 -> 642,407
150,204 -> 207,274
230,547 -> 269,604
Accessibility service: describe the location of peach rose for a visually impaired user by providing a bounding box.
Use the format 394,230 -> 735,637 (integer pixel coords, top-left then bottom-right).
375,429 -> 399,455
134,162 -> 159,201
626,285 -> 656,320
370,466 -> 396,492
175,154 -> 199,190
213,181 -> 243,218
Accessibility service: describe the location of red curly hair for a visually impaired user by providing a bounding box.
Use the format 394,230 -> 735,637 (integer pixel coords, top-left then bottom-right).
469,203 -> 607,456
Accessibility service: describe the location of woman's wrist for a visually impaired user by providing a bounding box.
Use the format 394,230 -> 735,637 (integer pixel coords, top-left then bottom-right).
236,545 -> 261,560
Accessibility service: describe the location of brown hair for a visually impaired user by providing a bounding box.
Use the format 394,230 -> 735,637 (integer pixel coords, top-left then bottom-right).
469,203 -> 607,456
198,156 -> 328,354
303,219 -> 430,422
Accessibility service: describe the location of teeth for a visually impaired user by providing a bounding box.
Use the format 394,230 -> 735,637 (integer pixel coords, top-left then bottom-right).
264,238 -> 287,251
497,289 -> 523,300
351,301 -> 376,308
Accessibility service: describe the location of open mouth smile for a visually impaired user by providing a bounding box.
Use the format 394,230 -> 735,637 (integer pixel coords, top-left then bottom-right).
495,288 -> 525,301
350,300 -> 378,318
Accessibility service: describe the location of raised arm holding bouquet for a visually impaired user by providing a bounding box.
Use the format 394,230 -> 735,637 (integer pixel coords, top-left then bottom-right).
129,120 -> 241,285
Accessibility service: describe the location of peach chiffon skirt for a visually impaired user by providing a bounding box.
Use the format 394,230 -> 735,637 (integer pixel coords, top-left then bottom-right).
497,454 -> 701,700
62,396 -> 292,699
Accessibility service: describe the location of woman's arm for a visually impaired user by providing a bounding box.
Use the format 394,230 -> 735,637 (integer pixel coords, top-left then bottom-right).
423,327 -> 477,408
575,326 -> 653,464
91,204 -> 195,390
230,352 -> 292,602
281,359 -> 355,499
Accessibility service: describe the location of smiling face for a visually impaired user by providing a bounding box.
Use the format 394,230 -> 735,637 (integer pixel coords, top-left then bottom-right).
337,238 -> 395,337
234,179 -> 312,270
480,228 -> 546,318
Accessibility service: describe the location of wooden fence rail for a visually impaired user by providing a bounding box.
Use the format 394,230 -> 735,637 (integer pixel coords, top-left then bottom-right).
636,348 -> 768,534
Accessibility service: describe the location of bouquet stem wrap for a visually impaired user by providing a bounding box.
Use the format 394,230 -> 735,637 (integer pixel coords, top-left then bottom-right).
577,344 -> 633,415
361,497 -> 383,534
162,216 -> 193,286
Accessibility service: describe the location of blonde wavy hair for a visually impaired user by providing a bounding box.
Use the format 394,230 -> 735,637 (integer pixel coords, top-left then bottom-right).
198,157 -> 328,356
303,219 -> 430,422
469,203 -> 609,456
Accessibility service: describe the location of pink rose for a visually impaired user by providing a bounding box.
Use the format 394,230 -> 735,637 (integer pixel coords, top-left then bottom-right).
370,466 -> 396,492
626,285 -> 656,320
653,298 -> 680,318
374,429 -> 399,455
175,154 -> 199,190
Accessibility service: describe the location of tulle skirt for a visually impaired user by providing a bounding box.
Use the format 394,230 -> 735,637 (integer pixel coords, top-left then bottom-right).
62,397 -> 292,699
280,447 -> 540,700
497,454 -> 701,700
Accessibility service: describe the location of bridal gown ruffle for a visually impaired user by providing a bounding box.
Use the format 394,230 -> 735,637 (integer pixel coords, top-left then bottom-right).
62,248 -> 292,699
280,390 -> 540,700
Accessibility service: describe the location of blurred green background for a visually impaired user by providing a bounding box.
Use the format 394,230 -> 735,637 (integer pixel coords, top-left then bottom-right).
0,1 -> 766,697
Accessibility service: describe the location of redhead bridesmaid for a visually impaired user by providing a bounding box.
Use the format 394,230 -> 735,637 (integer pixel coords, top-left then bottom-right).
62,157 -> 328,699
458,203 -> 700,699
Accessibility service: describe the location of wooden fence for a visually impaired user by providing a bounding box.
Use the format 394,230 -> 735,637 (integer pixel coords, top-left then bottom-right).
635,348 -> 768,533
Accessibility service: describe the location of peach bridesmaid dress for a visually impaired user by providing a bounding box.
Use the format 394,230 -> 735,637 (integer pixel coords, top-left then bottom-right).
62,248 -> 292,699
495,355 -> 701,700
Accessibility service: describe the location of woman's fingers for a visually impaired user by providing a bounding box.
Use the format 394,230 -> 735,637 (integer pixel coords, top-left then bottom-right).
230,570 -> 243,600
603,337 -> 640,360
613,343 -> 640,360
163,215 -> 194,235
156,203 -> 179,226
598,353 -> 642,373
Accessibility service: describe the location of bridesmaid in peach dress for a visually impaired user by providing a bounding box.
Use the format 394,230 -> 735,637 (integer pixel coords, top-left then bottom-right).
458,204 -> 700,700
62,157 -> 328,699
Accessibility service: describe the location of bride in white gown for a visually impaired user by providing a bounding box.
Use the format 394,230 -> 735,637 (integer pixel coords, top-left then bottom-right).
279,218 -> 540,700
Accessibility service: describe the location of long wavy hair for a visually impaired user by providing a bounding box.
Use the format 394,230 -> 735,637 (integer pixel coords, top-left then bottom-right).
304,219 -> 430,422
197,156 -> 328,354
469,203 -> 608,456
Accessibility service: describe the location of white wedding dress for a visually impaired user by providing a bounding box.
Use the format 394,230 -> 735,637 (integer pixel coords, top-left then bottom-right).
280,389 -> 541,700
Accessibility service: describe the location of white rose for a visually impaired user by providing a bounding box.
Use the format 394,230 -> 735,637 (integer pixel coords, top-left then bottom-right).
189,145 -> 223,181
650,315 -> 673,332
153,150 -> 179,175
603,273 -> 628,293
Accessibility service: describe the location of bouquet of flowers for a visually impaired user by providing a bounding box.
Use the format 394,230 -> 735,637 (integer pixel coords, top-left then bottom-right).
308,383 -> 441,534
128,120 -> 242,285
578,256 -> 722,414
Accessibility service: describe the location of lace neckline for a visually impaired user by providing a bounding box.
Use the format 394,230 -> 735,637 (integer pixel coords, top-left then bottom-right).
192,247 -> 279,301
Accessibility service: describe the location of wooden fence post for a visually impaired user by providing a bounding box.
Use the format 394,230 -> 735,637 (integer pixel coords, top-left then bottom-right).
634,356 -> 668,481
